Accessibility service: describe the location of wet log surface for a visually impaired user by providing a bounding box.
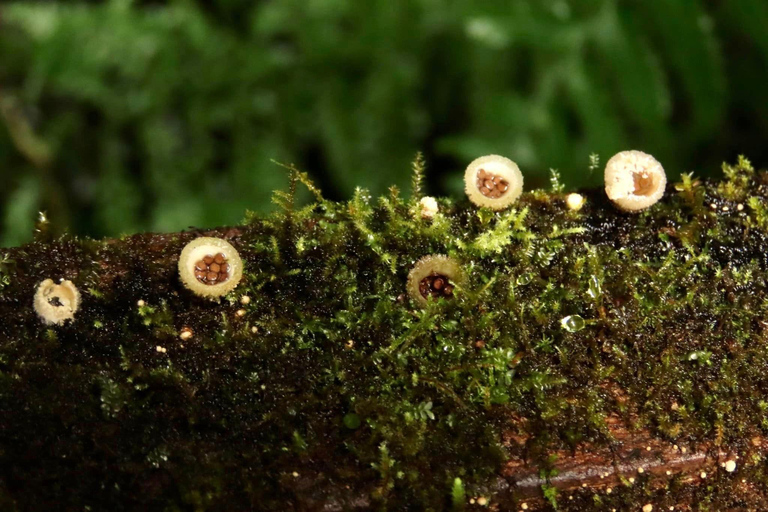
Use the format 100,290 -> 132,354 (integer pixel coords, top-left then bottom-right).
3,164 -> 768,511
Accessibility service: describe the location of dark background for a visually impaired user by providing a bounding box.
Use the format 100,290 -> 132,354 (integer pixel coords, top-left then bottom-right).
1,0 -> 767,247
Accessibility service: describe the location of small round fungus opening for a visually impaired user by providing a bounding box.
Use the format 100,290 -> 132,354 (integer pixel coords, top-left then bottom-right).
179,237 -> 243,299
604,150 -> 666,212
464,155 -> 523,210
475,168 -> 509,199
633,172 -> 657,197
418,272 -> 455,301
194,252 -> 231,285
407,255 -> 465,307
34,279 -> 80,325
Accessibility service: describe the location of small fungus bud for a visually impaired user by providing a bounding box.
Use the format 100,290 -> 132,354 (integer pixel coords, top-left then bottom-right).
240,295 -> 251,305
565,193 -> 585,211
419,196 -> 439,219
178,237 -> 243,299
236,309 -> 246,317
179,328 -> 193,340
34,279 -> 81,325
643,505 -> 653,512
407,255 -> 465,307
604,150 -> 666,212
725,460 -> 737,472
464,155 -> 523,210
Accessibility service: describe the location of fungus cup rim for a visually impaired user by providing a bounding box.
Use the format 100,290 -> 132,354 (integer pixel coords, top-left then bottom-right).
406,254 -> 466,307
464,154 -> 524,210
33,278 -> 81,325
178,236 -> 244,299
604,150 -> 667,212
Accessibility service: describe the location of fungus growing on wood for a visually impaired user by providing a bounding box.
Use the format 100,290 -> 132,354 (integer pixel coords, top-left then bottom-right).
419,196 -> 438,219
566,192 -> 586,211
178,237 -> 243,299
464,155 -> 523,210
604,150 -> 666,212
33,279 -> 81,325
406,255 -> 465,307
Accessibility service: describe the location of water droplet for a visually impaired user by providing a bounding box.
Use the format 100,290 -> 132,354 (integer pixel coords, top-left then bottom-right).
561,315 -> 585,332
587,275 -> 601,299
34,210 -> 52,242
517,273 -> 533,285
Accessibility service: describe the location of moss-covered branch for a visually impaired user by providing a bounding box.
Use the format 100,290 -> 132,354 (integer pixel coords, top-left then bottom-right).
2,158 -> 768,511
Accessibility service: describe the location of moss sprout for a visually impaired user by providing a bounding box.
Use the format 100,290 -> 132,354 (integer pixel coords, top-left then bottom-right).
464,155 -> 523,210
178,236 -> 243,299
406,254 -> 465,307
604,150 -> 666,212
33,278 -> 81,325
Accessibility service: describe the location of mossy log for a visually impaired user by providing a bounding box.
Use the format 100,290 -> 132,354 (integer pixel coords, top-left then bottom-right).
3,159 -> 768,511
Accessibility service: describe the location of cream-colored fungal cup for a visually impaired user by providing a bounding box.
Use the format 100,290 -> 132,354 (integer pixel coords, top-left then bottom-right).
604,150 -> 666,212
464,155 -> 524,210
406,255 -> 465,307
178,237 -> 243,299
34,279 -> 81,325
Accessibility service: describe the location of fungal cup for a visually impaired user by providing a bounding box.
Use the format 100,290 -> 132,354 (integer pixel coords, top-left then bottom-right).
406,255 -> 466,307
34,279 -> 80,325
604,150 -> 666,212
178,237 -> 244,299
464,155 -> 524,210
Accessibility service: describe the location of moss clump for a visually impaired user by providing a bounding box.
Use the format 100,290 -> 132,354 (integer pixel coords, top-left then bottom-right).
2,157 -> 768,510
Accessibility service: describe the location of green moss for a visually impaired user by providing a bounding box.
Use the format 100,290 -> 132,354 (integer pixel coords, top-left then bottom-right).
2,157 -> 768,510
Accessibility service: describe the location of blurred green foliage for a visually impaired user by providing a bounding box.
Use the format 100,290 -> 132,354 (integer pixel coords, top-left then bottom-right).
1,0 -> 768,247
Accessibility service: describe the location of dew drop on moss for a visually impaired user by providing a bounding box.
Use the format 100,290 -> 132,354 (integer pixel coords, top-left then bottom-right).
587,275 -> 601,299
560,314 -> 585,332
